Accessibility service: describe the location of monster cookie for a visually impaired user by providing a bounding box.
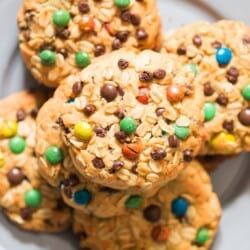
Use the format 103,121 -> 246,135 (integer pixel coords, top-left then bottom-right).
73,160 -> 221,250
36,98 -> 167,218
162,20 -> 250,155
37,49 -> 204,191
18,0 -> 162,88
0,91 -> 71,232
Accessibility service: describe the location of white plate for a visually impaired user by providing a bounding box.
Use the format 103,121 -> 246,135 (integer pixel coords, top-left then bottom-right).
0,0 -> 250,249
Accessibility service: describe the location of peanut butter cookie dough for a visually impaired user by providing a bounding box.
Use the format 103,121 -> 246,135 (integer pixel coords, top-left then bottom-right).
73,160 -> 221,250
162,20 -> 250,155
18,0 -> 162,87
0,91 -> 71,232
37,49 -> 205,192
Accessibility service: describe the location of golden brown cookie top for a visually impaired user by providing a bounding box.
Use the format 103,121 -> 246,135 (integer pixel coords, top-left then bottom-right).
73,160 -> 221,250
37,50 -> 205,192
0,91 -> 71,232
162,20 -> 250,155
18,0 -> 162,87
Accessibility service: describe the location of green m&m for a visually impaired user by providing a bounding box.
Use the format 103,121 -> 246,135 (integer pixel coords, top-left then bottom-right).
125,195 -> 143,208
174,124 -> 190,140
9,136 -> 26,154
45,146 -> 63,165
52,10 -> 71,27
24,189 -> 42,208
114,0 -> 131,8
39,50 -> 56,66
120,117 -> 137,135
241,84 -> 250,101
204,102 -> 216,121
196,227 -> 209,245
75,52 -> 91,68
185,63 -> 198,77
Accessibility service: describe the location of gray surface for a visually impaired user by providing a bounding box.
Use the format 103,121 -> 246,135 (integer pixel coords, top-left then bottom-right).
0,0 -> 249,249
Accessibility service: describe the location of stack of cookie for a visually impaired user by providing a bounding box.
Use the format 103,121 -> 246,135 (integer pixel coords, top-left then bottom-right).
3,0 -> 250,249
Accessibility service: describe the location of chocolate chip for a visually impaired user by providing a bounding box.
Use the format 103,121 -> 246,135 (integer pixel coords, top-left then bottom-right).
139,71 -> 153,82
94,126 -> 106,137
155,107 -> 165,116
130,14 -> 141,26
56,198 -> 65,210
211,40 -> 222,49
99,186 -> 118,193
183,150 -> 193,162
115,31 -> 129,43
216,93 -> 228,106
109,160 -> 124,173
78,1 -> 90,13
7,168 -> 25,185
68,174 -> 80,187
83,104 -> 96,116
118,59 -> 129,70
120,10 -> 131,22
100,84 -> 118,102
57,48 -> 68,58
177,45 -> 186,55
94,44 -> 106,57
238,108 -> 250,126
30,108 -> 38,118
20,208 -> 32,221
115,131 -> 127,143
56,28 -> 70,39
72,81 -> 83,96
114,108 -> 125,119
112,39 -> 122,50
92,157 -> 105,169
131,163 -> 138,174
168,135 -> 179,148
63,186 -> 72,198
243,36 -> 250,45
136,28 -> 148,40
192,35 -> 202,47
203,82 -> 215,96
150,148 -> 167,161
226,66 -> 239,84
153,69 -> 166,80
143,204 -> 161,222
223,120 -> 234,132
16,109 -> 26,121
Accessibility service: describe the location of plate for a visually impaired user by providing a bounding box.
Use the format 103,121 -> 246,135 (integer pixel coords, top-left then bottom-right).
0,0 -> 249,249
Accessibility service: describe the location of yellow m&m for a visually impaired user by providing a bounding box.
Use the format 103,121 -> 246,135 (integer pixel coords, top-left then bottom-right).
0,153 -> 5,168
0,121 -> 17,138
74,121 -> 93,141
210,132 -> 237,154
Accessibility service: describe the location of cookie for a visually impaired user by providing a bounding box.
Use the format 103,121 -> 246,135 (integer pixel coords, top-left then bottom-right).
162,20 -> 250,155
18,0 -> 162,88
73,160 -> 221,250
36,98 -> 167,218
0,91 -> 72,232
36,49 -> 204,192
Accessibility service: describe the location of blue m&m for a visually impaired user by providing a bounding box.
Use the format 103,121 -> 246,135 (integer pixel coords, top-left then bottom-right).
171,197 -> 188,217
73,189 -> 91,205
215,47 -> 232,66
